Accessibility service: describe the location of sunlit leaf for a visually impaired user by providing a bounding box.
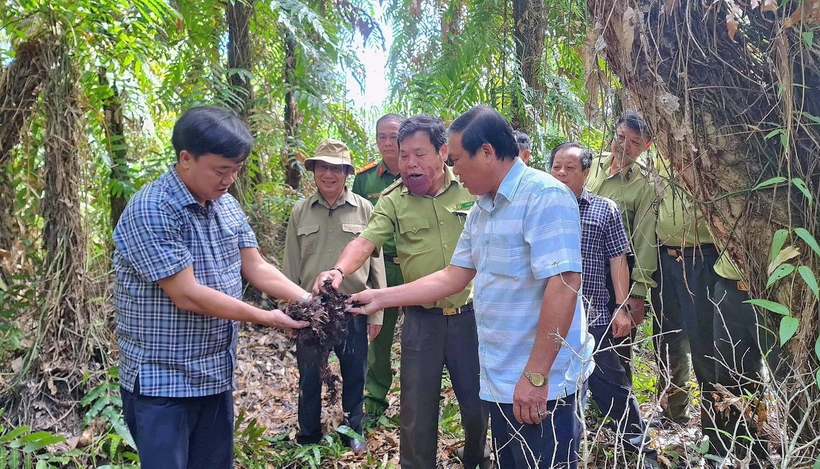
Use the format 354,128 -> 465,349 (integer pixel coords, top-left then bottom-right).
795,228 -> 820,257
766,264 -> 794,288
768,245 -> 800,275
798,266 -> 820,300
779,316 -> 799,346
744,299 -> 790,316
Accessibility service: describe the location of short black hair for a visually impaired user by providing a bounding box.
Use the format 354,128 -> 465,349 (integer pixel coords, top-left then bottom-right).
513,131 -> 531,151
449,105 -> 518,160
376,113 -> 404,132
398,114 -> 446,153
550,142 -> 593,170
172,106 -> 253,162
617,110 -> 652,141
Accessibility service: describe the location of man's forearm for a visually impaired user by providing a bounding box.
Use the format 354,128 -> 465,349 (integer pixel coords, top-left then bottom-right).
247,261 -> 307,301
609,254 -> 630,305
525,271 -> 581,376
172,283 -> 272,324
336,237 -> 377,278
372,265 -> 474,310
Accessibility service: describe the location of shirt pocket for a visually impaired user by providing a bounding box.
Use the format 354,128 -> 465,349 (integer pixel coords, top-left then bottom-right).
297,224 -> 321,255
397,217 -> 431,254
341,223 -> 366,243
486,233 -> 529,278
217,223 -> 241,270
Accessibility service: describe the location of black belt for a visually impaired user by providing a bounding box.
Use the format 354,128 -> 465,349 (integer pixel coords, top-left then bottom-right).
383,254 -> 401,264
409,302 -> 474,316
662,244 -> 717,258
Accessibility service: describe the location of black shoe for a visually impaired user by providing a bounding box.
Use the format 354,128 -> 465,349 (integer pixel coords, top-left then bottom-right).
456,446 -> 491,469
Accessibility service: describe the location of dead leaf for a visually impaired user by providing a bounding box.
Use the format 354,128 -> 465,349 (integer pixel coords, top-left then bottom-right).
657,92 -> 680,115
761,0 -> 777,13
750,0 -> 759,9
727,15 -> 739,40
11,357 -> 23,373
768,245 -> 801,275
621,7 -> 636,60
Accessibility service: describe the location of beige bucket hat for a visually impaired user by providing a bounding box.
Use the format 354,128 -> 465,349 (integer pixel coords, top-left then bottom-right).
304,138 -> 355,174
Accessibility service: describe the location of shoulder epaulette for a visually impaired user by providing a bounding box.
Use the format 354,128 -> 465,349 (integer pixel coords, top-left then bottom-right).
355,161 -> 378,175
381,177 -> 404,195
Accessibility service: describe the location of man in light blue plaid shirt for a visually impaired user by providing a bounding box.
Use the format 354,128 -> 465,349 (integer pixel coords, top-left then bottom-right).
551,143 -> 656,465
113,106 -> 309,469
351,106 -> 594,468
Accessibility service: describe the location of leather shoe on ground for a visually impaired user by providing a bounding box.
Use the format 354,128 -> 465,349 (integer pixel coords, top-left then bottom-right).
456,446 -> 491,469
349,438 -> 368,456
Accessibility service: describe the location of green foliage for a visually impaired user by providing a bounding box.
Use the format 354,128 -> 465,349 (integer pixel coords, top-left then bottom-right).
80,367 -> 139,467
0,420 -> 82,468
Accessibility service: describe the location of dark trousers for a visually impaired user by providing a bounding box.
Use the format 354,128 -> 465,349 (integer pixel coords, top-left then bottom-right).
588,325 -> 646,441
488,392 -> 582,469
400,306 -> 489,469
296,314 -> 368,445
121,378 -> 233,469
711,277 -> 783,460
651,246 -> 719,442
365,261 -> 403,414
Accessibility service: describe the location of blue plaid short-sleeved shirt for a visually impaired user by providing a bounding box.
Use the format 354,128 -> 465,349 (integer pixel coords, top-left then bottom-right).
450,159 -> 594,403
578,188 -> 631,327
113,166 -> 258,397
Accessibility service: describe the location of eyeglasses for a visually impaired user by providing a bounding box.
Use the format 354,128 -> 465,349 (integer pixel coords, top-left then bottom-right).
313,164 -> 346,174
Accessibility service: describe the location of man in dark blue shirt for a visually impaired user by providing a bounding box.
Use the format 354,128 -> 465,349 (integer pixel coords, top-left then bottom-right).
114,106 -> 309,469
551,142 -> 655,465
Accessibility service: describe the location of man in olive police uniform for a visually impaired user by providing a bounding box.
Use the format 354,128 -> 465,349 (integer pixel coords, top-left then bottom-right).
352,114 -> 405,417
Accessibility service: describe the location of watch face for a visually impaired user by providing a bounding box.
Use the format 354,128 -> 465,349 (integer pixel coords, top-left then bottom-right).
530,373 -> 545,387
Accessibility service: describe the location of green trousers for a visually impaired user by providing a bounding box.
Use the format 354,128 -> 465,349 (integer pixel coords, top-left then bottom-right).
364,261 -> 403,414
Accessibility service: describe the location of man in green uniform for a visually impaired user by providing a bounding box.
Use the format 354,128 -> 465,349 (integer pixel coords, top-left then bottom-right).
352,113 -> 404,417
282,139 -> 385,455
651,154 -> 719,431
586,110 -> 658,381
314,114 -> 489,469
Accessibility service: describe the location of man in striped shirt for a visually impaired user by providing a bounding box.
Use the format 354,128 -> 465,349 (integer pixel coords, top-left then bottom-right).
351,106 -> 593,468
551,143 -> 656,465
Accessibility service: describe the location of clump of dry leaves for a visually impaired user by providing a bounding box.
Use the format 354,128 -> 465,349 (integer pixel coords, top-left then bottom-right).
283,280 -> 357,404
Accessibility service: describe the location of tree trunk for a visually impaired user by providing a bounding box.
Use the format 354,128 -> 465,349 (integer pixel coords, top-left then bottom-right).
100,70 -> 129,232
283,33 -> 303,190
41,31 -> 87,367
227,0 -> 262,198
0,38 -> 47,256
587,0 -> 819,452
511,0 -> 545,132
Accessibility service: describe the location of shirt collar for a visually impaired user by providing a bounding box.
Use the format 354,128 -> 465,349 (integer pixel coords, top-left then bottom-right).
378,160 -> 397,178
168,164 -> 204,209
577,186 -> 594,206
477,158 -> 526,211
598,152 -> 636,181
310,187 -> 357,209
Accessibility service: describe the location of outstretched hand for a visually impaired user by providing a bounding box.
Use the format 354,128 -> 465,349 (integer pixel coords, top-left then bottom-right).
312,269 -> 344,295
348,289 -> 384,316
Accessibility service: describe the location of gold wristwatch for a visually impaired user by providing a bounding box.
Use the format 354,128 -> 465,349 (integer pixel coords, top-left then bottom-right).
522,369 -> 546,387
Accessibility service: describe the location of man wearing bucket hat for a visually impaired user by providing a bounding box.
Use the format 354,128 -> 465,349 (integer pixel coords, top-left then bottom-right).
283,138 -> 386,455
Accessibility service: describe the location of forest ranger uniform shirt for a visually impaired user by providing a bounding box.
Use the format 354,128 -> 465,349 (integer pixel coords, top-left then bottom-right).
282,188 -> 385,325
352,160 -> 400,260
654,156 -> 714,249
450,159 -> 594,403
113,165 -> 257,398
359,165 -> 475,310
586,152 -> 658,298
